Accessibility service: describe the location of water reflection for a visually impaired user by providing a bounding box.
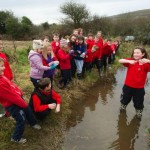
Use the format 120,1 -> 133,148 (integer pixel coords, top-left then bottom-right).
66,100 -> 86,128
98,72 -> 117,105
109,112 -> 141,150
63,69 -> 149,150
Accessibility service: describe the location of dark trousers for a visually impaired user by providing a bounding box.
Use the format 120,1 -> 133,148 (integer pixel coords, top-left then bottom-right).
5,105 -> 37,141
120,85 -> 145,110
35,109 -> 50,120
34,99 -> 56,120
92,58 -> 102,75
70,58 -> 76,78
59,69 -> 71,87
101,55 -> 108,69
82,62 -> 92,76
30,77 -> 40,89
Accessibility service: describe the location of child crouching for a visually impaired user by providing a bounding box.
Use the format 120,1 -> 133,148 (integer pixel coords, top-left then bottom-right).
0,58 -> 41,144
29,78 -> 61,120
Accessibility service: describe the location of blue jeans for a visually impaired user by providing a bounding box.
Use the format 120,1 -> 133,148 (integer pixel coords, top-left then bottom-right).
6,105 -> 37,141
74,59 -> 84,73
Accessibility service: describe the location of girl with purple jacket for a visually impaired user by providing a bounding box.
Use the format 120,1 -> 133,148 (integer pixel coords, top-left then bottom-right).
28,40 -> 53,88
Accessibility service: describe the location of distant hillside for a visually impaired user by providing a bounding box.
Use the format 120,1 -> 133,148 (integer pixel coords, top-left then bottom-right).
109,9 -> 150,20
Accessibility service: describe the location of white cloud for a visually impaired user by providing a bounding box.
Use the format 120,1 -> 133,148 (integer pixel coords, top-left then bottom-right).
0,0 -> 150,24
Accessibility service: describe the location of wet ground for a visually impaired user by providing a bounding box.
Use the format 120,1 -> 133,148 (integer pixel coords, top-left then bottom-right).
62,68 -> 150,150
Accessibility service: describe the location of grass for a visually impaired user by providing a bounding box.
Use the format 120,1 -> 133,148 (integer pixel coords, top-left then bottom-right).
0,41 -> 150,149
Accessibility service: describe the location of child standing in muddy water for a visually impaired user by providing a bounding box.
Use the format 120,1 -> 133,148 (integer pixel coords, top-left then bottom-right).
119,47 -> 150,117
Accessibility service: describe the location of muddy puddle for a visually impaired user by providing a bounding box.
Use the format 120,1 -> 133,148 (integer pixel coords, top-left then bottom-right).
62,68 -> 150,150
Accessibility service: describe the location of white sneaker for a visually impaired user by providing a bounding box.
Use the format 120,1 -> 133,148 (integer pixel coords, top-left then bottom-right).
32,124 -> 41,130
11,138 -> 27,144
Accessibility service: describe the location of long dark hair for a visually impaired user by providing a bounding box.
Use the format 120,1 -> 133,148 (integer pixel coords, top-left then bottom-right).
131,47 -> 149,59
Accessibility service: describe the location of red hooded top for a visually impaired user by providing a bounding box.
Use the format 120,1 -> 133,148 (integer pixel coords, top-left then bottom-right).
57,48 -> 71,70
86,39 -> 95,50
111,44 -> 117,53
98,37 -> 103,48
0,76 -> 27,108
123,58 -> 150,88
32,90 -> 61,112
92,42 -> 103,60
0,52 -> 13,80
51,41 -> 60,58
102,43 -> 112,56
84,49 -> 93,63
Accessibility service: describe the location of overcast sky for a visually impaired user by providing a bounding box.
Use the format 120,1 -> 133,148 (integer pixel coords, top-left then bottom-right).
0,0 -> 150,25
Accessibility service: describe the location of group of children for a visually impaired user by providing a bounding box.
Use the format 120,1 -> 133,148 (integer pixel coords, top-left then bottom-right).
0,28 -> 150,144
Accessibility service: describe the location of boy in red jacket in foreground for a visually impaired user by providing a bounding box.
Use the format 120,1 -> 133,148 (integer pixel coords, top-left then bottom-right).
0,58 -> 41,144
29,77 -> 61,120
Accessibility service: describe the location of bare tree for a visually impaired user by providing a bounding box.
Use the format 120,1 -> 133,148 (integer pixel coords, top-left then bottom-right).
60,1 -> 89,28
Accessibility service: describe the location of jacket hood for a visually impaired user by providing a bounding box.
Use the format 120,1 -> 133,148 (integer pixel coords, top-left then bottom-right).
28,50 -> 40,60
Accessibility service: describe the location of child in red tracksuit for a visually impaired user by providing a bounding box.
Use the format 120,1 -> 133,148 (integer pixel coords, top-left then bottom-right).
96,31 -> 104,47
51,33 -> 60,59
92,35 -> 103,76
101,39 -> 112,70
0,58 -> 41,144
57,39 -> 72,88
0,39 -> 13,117
119,47 -> 150,117
82,45 -> 97,77
86,33 -> 95,50
29,77 -> 61,120
111,40 -> 120,63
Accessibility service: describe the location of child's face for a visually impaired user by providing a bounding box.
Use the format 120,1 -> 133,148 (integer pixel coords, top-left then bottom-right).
97,32 -> 102,37
44,83 -> 51,92
73,30 -> 78,36
37,48 -> 43,54
71,36 -> 76,42
0,61 -> 5,76
78,40 -> 83,44
95,37 -> 99,42
91,47 -> 96,52
107,41 -> 111,46
53,36 -> 59,41
62,45 -> 69,52
133,49 -> 145,60
47,46 -> 52,54
88,36 -> 93,40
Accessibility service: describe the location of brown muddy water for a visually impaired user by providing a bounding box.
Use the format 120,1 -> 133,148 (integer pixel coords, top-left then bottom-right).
62,68 -> 150,150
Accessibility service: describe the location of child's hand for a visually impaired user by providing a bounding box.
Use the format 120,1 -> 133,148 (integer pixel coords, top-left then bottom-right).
139,58 -> 150,64
48,103 -> 56,109
80,52 -> 85,58
49,61 -> 54,66
55,104 -> 60,113
129,60 -> 136,64
77,50 -> 81,54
